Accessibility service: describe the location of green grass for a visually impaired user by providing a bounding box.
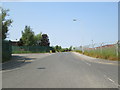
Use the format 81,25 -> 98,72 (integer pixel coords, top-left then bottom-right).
75,46 -> 119,61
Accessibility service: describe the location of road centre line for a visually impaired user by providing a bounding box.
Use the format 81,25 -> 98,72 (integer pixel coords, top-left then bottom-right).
81,60 -> 91,66
85,62 -> 91,66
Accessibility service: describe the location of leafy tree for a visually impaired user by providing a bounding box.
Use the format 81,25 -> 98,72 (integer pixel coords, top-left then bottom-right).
73,47 -> 76,50
55,45 -> 62,52
34,32 -> 42,45
55,45 -> 59,51
65,48 -> 69,52
18,38 -> 23,46
69,46 -> 72,51
21,26 -> 35,46
40,34 -> 50,46
1,8 -> 13,40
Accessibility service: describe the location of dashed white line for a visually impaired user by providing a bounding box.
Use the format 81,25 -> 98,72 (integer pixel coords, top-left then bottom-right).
85,62 -> 91,66
82,60 -> 91,66
107,77 -> 115,83
104,74 -> 120,87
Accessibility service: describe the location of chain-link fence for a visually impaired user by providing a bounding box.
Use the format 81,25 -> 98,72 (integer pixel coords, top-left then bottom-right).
74,41 -> 119,60
2,40 -> 12,62
12,46 -> 53,54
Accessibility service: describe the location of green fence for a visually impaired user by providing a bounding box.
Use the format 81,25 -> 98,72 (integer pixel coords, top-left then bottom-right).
2,40 -> 12,62
12,46 -> 53,54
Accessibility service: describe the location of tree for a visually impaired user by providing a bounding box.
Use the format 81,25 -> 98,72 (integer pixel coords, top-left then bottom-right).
55,45 -> 59,52
40,34 -> 50,46
1,8 -> 13,40
54,45 -> 62,52
73,47 -> 76,50
18,38 -> 23,46
34,32 -> 42,45
21,26 -> 35,46
65,48 -> 69,52
69,46 -> 72,51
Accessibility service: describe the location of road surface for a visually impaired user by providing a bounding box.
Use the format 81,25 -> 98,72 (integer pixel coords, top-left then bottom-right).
2,52 -> 119,88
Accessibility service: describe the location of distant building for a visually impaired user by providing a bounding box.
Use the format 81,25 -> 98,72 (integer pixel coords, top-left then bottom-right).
94,44 -> 115,49
85,44 -> 115,50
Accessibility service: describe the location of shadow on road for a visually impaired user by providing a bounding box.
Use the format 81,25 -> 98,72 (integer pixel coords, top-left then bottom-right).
2,55 -> 37,71
37,67 -> 46,69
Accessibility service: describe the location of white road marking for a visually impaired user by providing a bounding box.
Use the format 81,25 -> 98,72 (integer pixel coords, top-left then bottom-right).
85,62 -> 91,66
82,60 -> 91,66
107,77 -> 115,83
104,74 -> 120,87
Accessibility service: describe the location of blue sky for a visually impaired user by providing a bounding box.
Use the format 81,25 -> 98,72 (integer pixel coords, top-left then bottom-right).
2,2 -> 118,48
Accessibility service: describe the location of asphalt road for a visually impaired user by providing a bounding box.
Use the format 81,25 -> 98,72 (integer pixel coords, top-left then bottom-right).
2,52 -> 119,88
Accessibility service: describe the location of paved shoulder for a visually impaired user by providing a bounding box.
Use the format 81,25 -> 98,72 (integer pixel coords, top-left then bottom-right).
2,53 -> 53,71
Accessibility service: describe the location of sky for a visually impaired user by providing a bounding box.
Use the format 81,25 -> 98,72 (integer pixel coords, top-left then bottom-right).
2,2 -> 118,48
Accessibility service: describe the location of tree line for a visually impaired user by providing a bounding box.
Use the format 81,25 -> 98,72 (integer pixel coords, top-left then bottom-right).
53,45 -> 72,52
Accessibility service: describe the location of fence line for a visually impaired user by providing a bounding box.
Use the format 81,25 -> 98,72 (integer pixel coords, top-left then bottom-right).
74,41 -> 119,60
12,46 -> 53,53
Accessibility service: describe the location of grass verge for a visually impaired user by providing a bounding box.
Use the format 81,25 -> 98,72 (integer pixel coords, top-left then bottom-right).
75,50 -> 119,61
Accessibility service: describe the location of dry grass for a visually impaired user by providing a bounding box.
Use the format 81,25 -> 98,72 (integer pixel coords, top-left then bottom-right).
75,46 -> 119,61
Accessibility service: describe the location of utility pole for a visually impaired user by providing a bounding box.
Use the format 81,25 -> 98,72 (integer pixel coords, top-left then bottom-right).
101,42 -> 104,54
91,40 -> 94,48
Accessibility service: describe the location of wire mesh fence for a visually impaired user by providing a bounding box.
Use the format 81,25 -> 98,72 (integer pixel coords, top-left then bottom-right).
12,46 -> 53,54
74,41 -> 119,60
2,40 -> 12,62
